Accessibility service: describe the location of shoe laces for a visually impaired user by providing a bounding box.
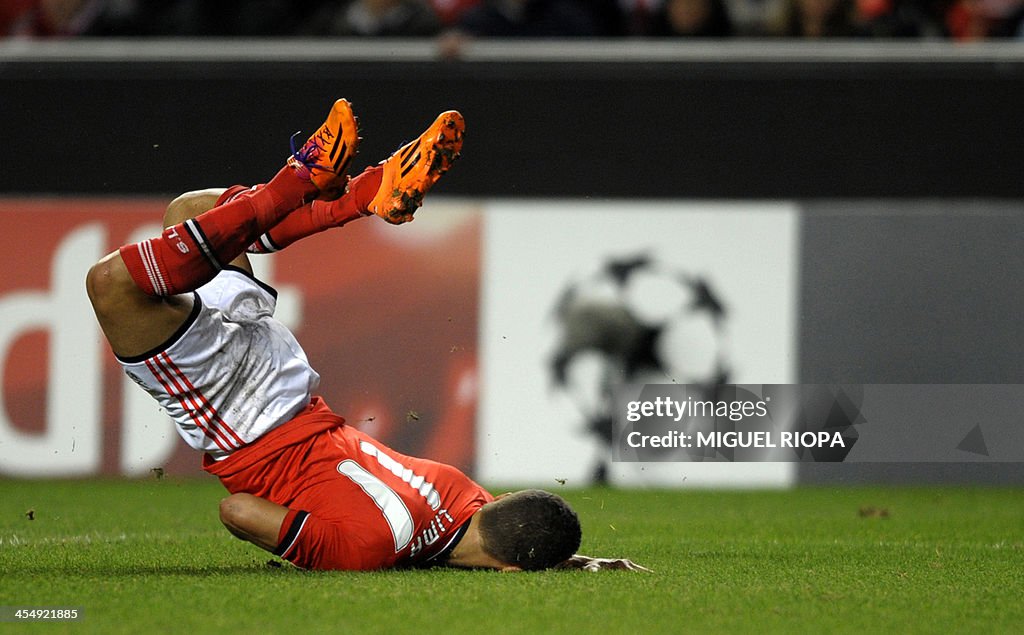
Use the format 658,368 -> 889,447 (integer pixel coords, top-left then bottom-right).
290,131 -> 328,174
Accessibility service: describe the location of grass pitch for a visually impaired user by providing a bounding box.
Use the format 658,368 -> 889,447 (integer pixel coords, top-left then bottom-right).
1,479 -> 1022,634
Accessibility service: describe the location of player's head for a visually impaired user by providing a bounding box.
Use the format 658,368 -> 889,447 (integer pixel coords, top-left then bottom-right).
476,489 -> 581,571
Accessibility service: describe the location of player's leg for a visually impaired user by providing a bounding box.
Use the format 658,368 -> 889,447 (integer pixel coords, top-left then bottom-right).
117,99 -> 357,298
86,189 -> 235,357
218,183 -> 371,255
86,99 -> 359,358
164,188 -> 253,269
237,110 -> 466,254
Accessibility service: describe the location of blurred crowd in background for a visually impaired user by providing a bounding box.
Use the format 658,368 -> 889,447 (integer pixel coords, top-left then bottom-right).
2,0 -> 1024,43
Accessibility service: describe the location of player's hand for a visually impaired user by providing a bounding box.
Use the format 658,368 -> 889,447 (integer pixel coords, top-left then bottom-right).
554,554 -> 653,573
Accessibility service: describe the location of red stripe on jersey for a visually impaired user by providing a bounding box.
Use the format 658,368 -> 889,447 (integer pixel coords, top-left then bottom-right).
158,353 -> 246,447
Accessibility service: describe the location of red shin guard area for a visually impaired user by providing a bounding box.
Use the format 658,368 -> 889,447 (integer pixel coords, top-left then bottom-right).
119,169 -> 313,296
246,165 -> 384,253
119,225 -> 218,297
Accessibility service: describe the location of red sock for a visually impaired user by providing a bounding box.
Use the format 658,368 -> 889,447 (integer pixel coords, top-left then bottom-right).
119,165 -> 317,296
246,166 -> 384,253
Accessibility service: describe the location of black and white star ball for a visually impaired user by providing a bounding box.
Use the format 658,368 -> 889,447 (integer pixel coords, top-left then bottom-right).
549,253 -> 731,481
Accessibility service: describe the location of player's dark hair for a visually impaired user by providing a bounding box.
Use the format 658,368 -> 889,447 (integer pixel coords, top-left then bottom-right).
477,489 -> 581,570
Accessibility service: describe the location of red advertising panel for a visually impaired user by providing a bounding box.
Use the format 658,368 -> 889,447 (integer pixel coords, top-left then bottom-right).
0,198 -> 480,477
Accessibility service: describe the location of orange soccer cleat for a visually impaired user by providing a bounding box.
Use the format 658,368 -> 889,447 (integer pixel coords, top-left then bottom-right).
287,98 -> 360,199
368,110 -> 465,224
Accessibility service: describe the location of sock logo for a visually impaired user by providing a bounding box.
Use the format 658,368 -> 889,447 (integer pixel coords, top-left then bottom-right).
166,226 -> 190,254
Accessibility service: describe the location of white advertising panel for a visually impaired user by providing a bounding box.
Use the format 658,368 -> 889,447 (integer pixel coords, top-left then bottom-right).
479,200 -> 799,487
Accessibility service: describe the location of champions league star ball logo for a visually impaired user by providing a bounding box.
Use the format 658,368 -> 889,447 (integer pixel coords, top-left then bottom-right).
549,254 -> 731,483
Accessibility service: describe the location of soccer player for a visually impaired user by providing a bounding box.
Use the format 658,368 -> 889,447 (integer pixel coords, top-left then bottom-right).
85,99 -> 647,573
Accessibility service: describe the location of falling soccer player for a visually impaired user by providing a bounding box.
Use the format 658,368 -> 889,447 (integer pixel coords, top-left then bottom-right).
85,99 -> 649,573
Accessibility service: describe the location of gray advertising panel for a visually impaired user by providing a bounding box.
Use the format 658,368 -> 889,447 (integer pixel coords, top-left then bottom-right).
799,201 -> 1024,484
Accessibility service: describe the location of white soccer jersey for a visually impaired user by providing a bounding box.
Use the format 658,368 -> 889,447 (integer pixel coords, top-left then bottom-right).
118,267 -> 320,460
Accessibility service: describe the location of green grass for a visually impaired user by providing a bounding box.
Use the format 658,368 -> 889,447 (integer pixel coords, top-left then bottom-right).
1,479 -> 1022,634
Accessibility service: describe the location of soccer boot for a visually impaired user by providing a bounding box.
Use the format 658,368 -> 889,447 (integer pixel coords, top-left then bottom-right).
287,98 -> 360,199
368,110 -> 465,224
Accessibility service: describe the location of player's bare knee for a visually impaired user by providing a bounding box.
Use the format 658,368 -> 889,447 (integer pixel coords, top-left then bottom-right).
164,189 -> 225,228
85,253 -> 137,317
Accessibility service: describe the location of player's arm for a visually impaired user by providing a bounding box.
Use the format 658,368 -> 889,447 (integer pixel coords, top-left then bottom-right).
162,188 -> 253,275
219,493 -> 289,553
554,554 -> 653,572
